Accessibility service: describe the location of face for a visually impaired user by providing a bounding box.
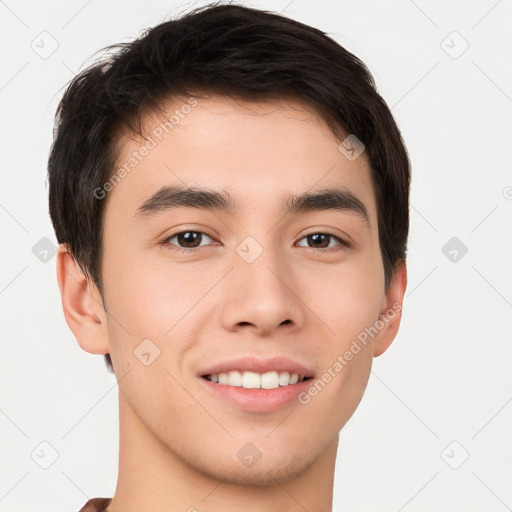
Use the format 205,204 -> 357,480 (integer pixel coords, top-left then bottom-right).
93,94 -> 403,485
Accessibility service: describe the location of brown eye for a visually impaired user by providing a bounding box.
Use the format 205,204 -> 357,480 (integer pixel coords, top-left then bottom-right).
163,231 -> 214,251
296,232 -> 348,250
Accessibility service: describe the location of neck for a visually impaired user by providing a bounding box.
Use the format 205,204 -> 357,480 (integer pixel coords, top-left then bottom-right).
107,394 -> 338,512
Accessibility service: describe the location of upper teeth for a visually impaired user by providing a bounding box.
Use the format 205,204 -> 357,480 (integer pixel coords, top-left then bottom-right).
207,370 -> 303,389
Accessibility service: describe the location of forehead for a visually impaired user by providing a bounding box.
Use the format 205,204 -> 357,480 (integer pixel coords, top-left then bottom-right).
106,94 -> 377,222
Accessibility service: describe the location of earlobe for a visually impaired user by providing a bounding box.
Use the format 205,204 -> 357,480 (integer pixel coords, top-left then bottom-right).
373,261 -> 407,357
56,245 -> 110,355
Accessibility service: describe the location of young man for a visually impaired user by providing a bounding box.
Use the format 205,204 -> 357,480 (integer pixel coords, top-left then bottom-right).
48,3 -> 409,511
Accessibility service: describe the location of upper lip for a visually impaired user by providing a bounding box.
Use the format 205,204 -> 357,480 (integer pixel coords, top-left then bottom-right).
198,356 -> 315,379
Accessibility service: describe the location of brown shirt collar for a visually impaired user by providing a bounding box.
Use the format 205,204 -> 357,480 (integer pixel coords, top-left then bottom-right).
78,497 -> 112,512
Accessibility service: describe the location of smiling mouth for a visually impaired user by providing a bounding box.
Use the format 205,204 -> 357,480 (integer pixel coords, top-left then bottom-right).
201,370 -> 313,389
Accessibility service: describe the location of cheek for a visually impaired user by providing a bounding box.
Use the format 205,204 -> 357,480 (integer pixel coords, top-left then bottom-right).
101,254 -> 216,377
305,259 -> 383,335
304,260 -> 381,398
101,248 -> 205,330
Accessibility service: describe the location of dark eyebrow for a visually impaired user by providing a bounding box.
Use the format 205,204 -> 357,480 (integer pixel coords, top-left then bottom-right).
135,184 -> 369,225
136,185 -> 238,217
284,187 -> 369,225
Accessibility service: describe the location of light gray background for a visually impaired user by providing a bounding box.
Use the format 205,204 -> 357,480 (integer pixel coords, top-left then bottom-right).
1,1 -> 511,511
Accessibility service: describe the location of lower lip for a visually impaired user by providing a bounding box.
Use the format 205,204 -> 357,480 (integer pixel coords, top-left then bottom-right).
198,376 -> 314,413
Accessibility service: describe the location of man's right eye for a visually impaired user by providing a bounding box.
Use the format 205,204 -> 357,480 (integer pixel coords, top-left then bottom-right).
162,230 -> 216,252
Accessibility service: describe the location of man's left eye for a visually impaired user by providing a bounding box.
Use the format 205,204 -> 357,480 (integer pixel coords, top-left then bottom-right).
296,232 -> 349,250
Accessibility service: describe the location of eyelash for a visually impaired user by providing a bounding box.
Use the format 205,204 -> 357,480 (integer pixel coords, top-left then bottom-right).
161,229 -> 350,254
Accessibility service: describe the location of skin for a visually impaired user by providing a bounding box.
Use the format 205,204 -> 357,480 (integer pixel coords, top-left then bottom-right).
57,94 -> 407,512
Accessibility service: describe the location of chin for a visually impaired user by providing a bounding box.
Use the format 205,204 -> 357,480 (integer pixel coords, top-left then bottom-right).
193,451 -> 316,487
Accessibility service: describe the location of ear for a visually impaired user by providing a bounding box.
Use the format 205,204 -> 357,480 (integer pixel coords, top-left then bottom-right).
56,245 -> 110,355
373,261 -> 407,357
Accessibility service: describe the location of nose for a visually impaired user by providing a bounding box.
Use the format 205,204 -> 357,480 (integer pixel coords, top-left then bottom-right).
220,242 -> 306,337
